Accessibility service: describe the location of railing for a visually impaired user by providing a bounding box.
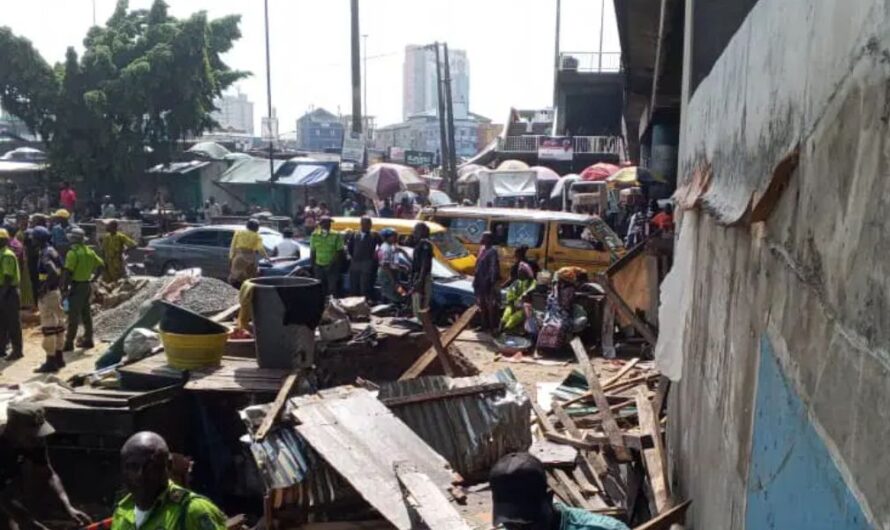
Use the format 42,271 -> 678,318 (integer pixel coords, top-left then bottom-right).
559,52 -> 622,73
497,135 -> 624,155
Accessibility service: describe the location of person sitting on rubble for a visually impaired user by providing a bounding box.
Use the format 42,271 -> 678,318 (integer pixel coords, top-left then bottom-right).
228,219 -> 267,289
0,403 -> 91,529
111,431 -> 225,530
499,261 -> 537,335
490,452 -> 629,530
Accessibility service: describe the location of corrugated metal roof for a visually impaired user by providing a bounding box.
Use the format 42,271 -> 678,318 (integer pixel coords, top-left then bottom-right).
217,157 -> 286,185
146,160 -> 210,175
375,369 -> 531,481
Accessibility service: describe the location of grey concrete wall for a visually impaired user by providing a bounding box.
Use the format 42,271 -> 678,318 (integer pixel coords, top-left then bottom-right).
671,0 -> 890,527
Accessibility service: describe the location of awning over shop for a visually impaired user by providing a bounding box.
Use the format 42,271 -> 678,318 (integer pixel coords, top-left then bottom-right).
147,160 -> 211,175
0,160 -> 47,174
217,157 -> 332,187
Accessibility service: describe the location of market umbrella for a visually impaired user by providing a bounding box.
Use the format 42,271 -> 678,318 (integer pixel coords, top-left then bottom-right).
529,166 -> 560,182
550,174 -> 581,199
580,162 -> 620,181
608,166 -> 664,186
497,159 -> 530,171
357,163 -> 427,200
457,163 -> 485,184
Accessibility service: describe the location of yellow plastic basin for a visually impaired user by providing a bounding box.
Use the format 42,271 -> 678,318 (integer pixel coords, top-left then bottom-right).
161,329 -> 230,370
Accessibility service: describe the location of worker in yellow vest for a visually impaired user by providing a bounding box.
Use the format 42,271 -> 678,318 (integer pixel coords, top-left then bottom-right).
0,229 -> 23,360
111,431 -> 226,530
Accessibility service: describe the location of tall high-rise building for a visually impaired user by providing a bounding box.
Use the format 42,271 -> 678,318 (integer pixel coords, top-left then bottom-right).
211,92 -> 255,135
402,45 -> 469,120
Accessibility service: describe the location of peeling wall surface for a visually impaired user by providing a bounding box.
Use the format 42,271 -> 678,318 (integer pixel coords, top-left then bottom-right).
670,0 -> 890,528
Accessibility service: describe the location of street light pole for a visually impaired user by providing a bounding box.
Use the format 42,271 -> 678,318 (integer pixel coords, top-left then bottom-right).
553,0 -> 561,108
362,34 -> 369,129
442,43 -> 457,196
598,0 -> 605,71
264,0 -> 275,211
350,0 -> 362,134
431,43 -> 450,184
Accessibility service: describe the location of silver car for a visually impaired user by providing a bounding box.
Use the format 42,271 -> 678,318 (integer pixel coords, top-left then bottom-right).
144,224 -> 283,280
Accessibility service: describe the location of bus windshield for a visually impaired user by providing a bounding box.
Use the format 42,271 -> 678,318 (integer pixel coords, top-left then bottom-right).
429,231 -> 469,259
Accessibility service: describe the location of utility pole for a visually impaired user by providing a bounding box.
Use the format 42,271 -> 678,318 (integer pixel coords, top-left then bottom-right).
92,0 -> 96,26
553,0 -> 561,108
432,43 -> 450,184
362,34 -> 369,129
598,0 -> 606,71
442,43 -> 458,196
264,0 -> 276,211
350,0 -> 362,134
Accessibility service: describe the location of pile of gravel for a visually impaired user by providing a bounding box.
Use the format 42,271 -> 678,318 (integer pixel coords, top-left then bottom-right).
178,277 -> 239,316
94,278 -> 168,341
93,276 -> 239,341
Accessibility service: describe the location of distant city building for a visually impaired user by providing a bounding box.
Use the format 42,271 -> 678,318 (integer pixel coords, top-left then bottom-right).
211,92 -> 255,135
296,108 -> 345,151
403,45 -> 470,121
376,112 -> 491,159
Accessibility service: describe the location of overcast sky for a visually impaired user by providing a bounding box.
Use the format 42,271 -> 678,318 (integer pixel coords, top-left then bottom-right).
3,0 -> 620,132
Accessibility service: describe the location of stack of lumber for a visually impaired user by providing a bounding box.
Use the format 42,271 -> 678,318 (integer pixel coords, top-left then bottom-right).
529,337 -> 690,529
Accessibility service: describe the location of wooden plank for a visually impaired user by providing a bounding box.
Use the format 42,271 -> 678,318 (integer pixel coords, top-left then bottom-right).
636,387 -> 671,514
380,382 -> 505,408
212,303 -> 241,323
601,299 -> 616,359
418,308 -> 454,376
395,463 -> 472,530
602,358 -> 641,387
632,500 -> 692,530
399,305 -> 478,380
553,468 -> 593,509
546,471 -> 575,505
552,403 -> 607,492
604,374 -> 660,394
292,388 -> 455,530
570,338 -> 631,462
528,438 -> 578,467
254,371 -> 299,441
598,274 -> 658,345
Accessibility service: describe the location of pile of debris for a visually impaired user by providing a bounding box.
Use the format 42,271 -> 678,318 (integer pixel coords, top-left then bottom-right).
528,337 -> 690,528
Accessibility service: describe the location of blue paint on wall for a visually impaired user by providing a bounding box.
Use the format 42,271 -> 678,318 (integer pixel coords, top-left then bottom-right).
745,336 -> 869,529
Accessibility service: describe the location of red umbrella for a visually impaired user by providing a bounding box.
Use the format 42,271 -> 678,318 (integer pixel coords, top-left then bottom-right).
580,162 -> 620,181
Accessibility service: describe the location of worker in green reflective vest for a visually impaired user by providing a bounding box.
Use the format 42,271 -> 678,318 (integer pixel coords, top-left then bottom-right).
111,432 -> 226,530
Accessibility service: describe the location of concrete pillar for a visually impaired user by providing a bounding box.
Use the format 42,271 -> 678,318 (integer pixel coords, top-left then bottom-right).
650,121 -> 679,186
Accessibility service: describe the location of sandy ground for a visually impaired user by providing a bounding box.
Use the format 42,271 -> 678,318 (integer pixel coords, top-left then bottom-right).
0,319 -> 104,385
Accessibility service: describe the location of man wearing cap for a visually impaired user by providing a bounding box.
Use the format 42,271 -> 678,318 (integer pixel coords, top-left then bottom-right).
111,431 -> 225,530
61,227 -> 104,352
0,402 -> 91,528
309,216 -> 344,297
50,209 -> 74,258
490,452 -> 629,530
0,228 -> 23,361
33,226 -> 66,373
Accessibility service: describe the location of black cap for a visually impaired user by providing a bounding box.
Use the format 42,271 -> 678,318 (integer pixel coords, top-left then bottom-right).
490,452 -> 551,525
6,402 -> 55,439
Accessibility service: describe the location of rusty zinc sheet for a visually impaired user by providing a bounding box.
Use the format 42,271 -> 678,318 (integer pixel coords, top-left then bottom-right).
375,369 -> 531,482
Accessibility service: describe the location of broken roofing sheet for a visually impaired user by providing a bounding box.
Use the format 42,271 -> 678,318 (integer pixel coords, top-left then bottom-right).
290,386 -> 459,530
376,369 -> 531,482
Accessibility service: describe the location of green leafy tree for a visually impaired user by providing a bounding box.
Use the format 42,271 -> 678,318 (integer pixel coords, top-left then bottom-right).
0,0 -> 248,190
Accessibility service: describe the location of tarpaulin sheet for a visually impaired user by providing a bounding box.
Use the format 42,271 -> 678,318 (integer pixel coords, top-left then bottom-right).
478,170 -> 537,206
276,163 -> 331,187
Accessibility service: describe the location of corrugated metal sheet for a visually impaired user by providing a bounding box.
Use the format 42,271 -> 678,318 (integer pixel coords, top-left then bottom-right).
217,157 -> 286,185
376,369 -> 531,482
146,160 -> 210,174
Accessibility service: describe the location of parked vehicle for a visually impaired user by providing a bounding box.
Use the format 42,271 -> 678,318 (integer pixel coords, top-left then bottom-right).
420,206 -> 625,278
259,246 -> 476,319
144,225 -> 283,279
328,217 -> 476,275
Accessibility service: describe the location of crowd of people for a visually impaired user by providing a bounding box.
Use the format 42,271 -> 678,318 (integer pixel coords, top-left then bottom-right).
0,181 -> 144,373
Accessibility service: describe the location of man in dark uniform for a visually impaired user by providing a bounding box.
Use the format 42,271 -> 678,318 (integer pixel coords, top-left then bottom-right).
111,431 -> 225,530
0,403 -> 90,529
346,216 -> 381,300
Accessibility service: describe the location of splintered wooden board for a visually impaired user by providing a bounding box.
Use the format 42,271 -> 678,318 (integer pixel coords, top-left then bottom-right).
291,388 -> 455,530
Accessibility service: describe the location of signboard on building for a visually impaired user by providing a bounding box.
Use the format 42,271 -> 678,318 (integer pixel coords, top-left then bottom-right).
341,132 -> 366,164
261,117 -> 278,142
538,136 -> 574,161
388,146 -> 406,162
404,150 -> 435,168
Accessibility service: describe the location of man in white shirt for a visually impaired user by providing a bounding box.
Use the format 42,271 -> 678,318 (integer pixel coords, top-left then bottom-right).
273,227 -> 301,259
